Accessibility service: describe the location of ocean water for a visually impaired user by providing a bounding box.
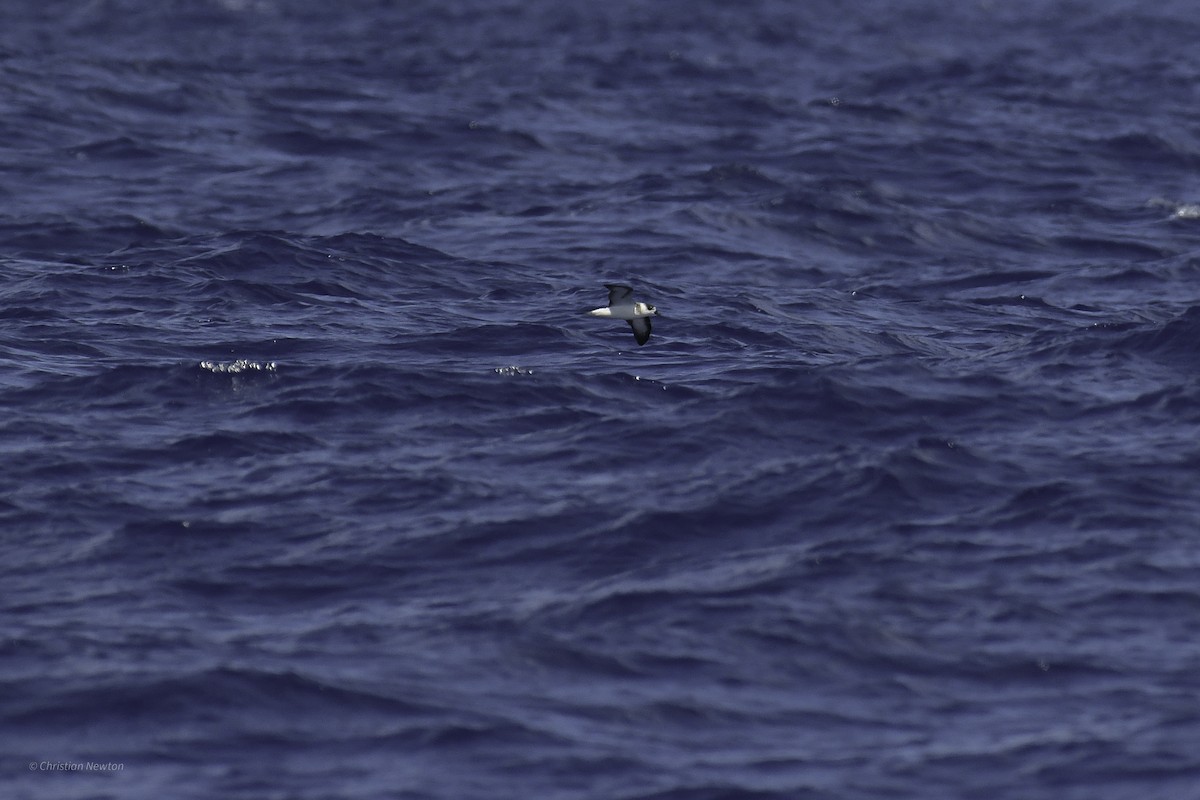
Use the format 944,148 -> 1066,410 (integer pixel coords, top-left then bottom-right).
3,1 -> 1200,798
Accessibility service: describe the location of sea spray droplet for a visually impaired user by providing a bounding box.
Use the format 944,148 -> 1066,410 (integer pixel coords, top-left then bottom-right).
198,359 -> 277,374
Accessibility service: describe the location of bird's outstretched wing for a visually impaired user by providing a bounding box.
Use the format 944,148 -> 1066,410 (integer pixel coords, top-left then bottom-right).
629,317 -> 652,346
605,284 -> 633,306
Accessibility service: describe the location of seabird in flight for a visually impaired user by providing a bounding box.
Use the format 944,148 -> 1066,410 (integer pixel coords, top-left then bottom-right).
587,284 -> 659,346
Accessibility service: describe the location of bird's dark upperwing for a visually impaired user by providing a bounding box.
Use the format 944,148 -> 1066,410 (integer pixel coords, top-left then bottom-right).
605,284 -> 633,305
628,317 -> 651,346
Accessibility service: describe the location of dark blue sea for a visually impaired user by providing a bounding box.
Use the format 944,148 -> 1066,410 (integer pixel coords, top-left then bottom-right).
4,1 -> 1200,798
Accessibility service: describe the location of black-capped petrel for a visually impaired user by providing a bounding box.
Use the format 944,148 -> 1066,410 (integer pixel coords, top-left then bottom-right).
587,284 -> 659,346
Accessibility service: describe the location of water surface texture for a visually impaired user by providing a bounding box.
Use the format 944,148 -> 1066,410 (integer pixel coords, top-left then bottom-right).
4,1 -> 1200,798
